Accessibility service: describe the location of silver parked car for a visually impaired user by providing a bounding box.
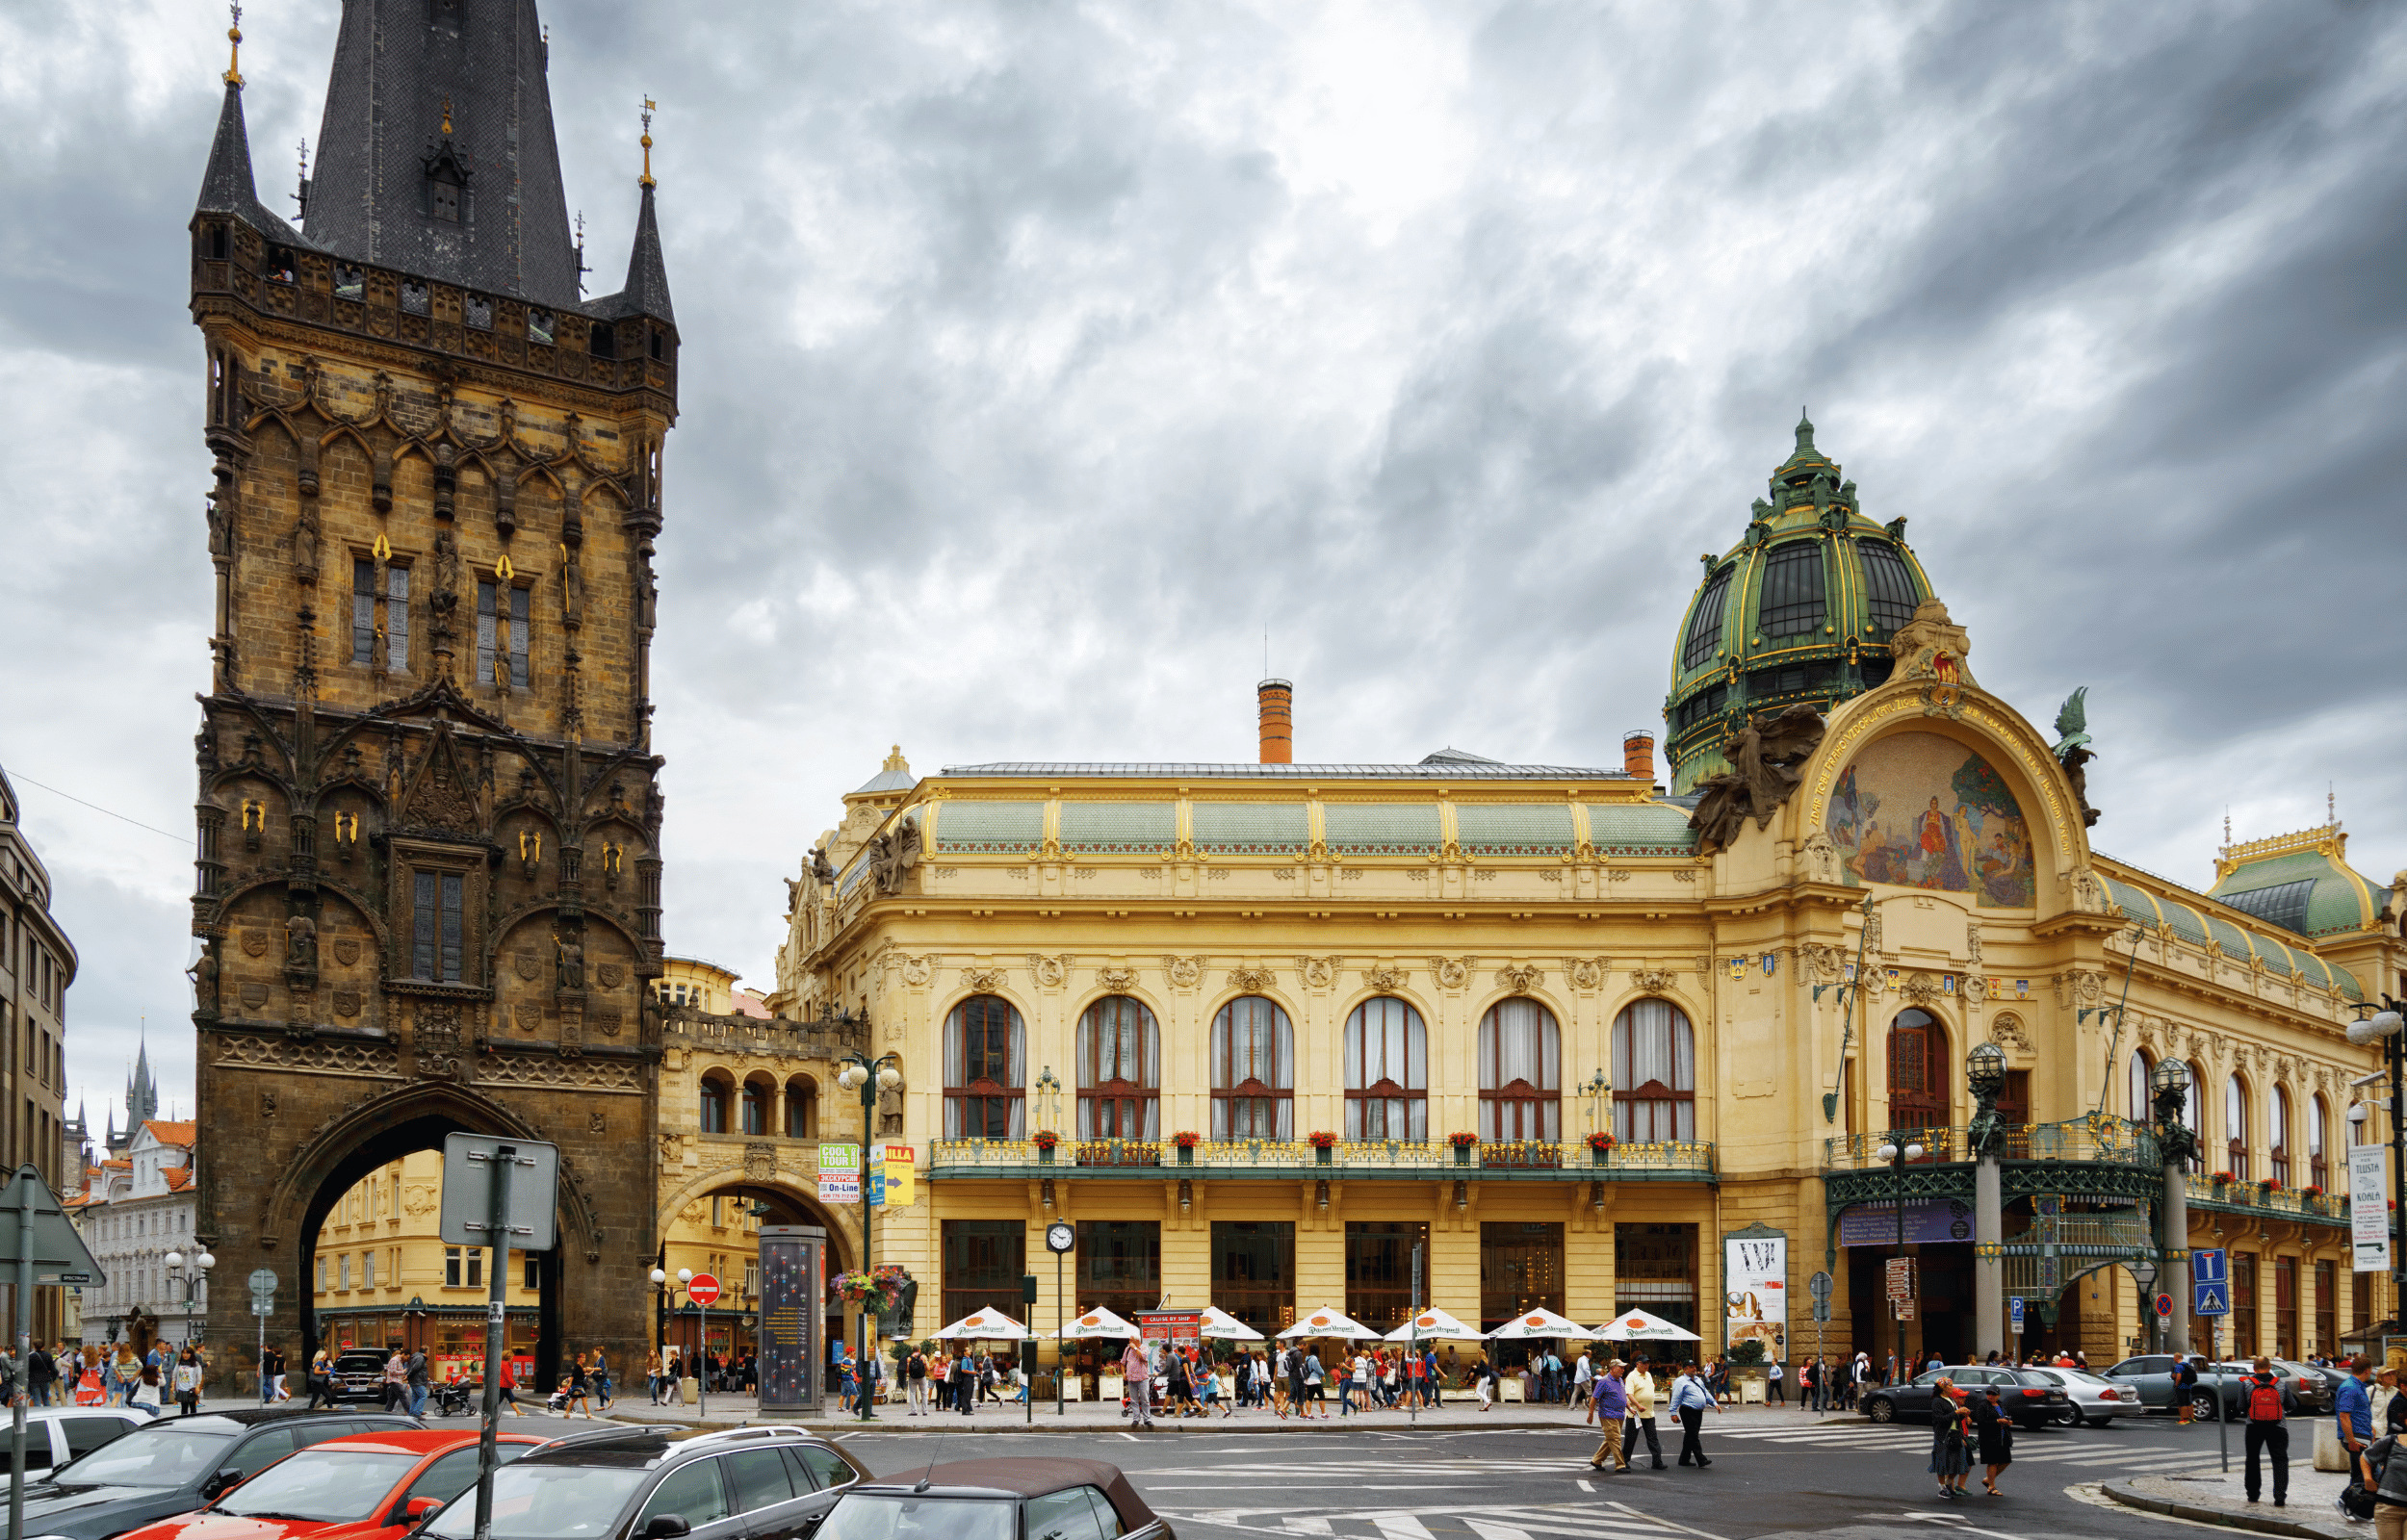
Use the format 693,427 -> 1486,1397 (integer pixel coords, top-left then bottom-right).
2022,1367 -> 2134,1426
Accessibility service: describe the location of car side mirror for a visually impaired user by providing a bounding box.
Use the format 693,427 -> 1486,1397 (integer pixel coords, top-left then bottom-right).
405,1499 -> 444,1521
202,1471 -> 242,1500
643,1518 -> 692,1540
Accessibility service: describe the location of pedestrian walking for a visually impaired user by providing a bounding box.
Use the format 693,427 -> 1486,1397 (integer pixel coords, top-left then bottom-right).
2175,1354 -> 2203,1425
1670,1363 -> 1718,1467
1304,1349 -> 1326,1418
592,1346 -> 613,1410
1121,1335 -> 1154,1429
1767,1357 -> 1784,1405
1624,1359 -> 1666,1470
2344,1356 -> 2380,1509
1974,1385 -> 2014,1496
950,1348 -> 974,1417
1928,1377 -> 1973,1500
2234,1355 -> 2297,1507
1589,1360 -> 1630,1473
2357,1424 -> 2407,1535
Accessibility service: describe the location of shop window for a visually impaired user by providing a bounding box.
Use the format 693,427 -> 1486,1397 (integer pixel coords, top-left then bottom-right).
1074,1220 -> 1159,1323
1615,1222 -> 1698,1335
1344,1220 -> 1429,1336
1480,1221 -> 1565,1335
942,1219 -> 1026,1329
1210,1220 -> 1295,1340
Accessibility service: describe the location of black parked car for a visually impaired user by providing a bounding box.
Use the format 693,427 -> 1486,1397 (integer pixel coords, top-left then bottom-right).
8,1406 -> 421,1540
1860,1366 -> 2067,1430
330,1349 -> 395,1406
418,1425 -> 865,1540
815,1458 -> 1171,1540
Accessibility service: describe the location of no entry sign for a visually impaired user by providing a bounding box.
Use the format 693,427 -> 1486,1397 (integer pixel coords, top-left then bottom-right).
688,1272 -> 722,1307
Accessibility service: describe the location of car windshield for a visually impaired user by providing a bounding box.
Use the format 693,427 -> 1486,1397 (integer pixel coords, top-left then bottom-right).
817,1496 -> 1017,1540
52,1424 -> 237,1487
2058,1370 -> 2115,1387
424,1465 -> 649,1540
216,1450 -> 421,1522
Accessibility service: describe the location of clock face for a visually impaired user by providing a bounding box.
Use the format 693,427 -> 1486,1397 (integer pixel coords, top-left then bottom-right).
1046,1222 -> 1076,1254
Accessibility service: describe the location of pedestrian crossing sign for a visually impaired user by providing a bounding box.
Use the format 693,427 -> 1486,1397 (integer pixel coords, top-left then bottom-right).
2193,1281 -> 2230,1316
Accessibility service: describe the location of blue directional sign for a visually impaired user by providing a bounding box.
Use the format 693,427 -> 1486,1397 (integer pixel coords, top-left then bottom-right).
2194,1281 -> 2231,1317
2192,1247 -> 2228,1286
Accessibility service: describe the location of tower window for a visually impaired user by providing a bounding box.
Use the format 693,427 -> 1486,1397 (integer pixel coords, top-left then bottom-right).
410,871 -> 464,982
1680,569 -> 1731,670
589,324 -> 617,360
649,330 -> 664,361
352,560 -> 410,671
1758,541 -> 1826,637
1859,542 -> 1919,633
430,175 -> 460,222
477,580 -> 530,688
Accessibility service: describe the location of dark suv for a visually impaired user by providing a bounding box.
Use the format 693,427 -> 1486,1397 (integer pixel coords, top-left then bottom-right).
1859,1365 -> 2068,1430
419,1425 -> 866,1540
10,1406 -> 421,1540
330,1349 -> 395,1405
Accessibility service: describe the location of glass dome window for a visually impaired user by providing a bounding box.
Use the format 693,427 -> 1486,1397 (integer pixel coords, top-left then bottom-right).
1860,542 -> 1919,632
1758,543 -> 1826,637
1681,568 -> 1732,670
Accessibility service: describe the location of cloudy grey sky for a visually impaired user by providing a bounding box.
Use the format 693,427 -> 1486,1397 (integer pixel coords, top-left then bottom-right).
3,0 -> 2402,1126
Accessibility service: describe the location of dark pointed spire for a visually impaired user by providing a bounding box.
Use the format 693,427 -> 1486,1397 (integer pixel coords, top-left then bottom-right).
304,0 -> 580,306
194,71 -> 307,245
602,181 -> 676,323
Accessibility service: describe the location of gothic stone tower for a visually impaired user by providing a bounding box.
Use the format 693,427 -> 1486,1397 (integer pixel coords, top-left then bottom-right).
187,1 -> 675,1377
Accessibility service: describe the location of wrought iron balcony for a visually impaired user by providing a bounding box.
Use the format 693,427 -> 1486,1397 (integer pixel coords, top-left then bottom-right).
2185,1170 -> 2348,1227
1822,1115 -> 2164,1210
927,1137 -> 1717,1184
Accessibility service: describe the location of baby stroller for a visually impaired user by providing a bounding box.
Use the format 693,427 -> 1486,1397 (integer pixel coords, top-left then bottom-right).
432,1380 -> 476,1418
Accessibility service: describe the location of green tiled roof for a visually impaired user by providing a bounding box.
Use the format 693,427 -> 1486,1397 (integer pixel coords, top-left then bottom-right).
1058,802 -> 1175,854
1588,803 -> 1701,855
2203,913 -> 2254,963
1192,801 -> 1309,854
2105,878 -> 2159,927
1455,803 -> 1574,856
2161,901 -> 2210,947
1324,802 -> 1443,855
931,800 -> 1045,853
2211,844 -> 2384,938
2097,854 -> 2368,1001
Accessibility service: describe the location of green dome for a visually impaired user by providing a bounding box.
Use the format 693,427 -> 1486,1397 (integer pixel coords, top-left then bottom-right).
1665,415 -> 1937,793
2209,825 -> 2390,946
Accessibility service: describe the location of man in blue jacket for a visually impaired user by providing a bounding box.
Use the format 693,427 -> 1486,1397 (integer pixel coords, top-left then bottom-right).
1589,1360 -> 1630,1473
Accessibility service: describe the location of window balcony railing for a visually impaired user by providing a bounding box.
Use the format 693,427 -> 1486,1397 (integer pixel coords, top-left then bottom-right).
927,1137 -> 1716,1183
2187,1169 -> 2347,1222
1823,1115 -> 2161,1172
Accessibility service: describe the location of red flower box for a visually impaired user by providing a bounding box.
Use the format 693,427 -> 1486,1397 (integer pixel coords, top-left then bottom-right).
1588,1132 -> 1618,1151
1448,1132 -> 1480,1148
1173,1131 -> 1202,1149
1307,1131 -> 1338,1150
1032,1130 -> 1060,1151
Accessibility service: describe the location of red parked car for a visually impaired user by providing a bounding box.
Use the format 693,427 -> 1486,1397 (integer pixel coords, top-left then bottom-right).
114,1429 -> 547,1540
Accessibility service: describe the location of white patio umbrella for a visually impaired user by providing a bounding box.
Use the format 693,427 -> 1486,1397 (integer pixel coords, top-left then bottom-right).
1596,1308 -> 1701,1343
933,1308 -> 1030,1341
1048,1305 -> 1143,1341
1384,1306 -> 1485,1343
1277,1305 -> 1380,1340
1198,1305 -> 1265,1341
1487,1307 -> 1594,1341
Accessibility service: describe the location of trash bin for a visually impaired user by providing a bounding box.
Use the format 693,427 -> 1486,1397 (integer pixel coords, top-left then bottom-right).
681,1375 -> 699,1406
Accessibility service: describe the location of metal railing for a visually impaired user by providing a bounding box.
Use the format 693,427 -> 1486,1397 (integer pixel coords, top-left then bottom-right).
1823,1115 -> 2161,1171
928,1137 -> 1717,1179
2186,1169 -> 2346,1220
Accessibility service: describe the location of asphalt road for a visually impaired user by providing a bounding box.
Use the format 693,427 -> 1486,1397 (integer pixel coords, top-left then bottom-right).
822,1410 -> 2257,1540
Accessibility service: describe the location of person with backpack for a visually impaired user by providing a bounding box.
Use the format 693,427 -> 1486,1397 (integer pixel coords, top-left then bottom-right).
2173,1355 -> 2202,1424
904,1346 -> 929,1416
2238,1355 -> 2297,1506
2357,1418 -> 2407,1531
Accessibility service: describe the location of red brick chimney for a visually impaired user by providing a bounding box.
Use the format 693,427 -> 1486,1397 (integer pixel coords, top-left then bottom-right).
1258,679 -> 1293,764
1622,729 -> 1655,782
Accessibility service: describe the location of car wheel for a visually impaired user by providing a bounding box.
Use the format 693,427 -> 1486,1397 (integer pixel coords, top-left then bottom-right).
2190,1390 -> 2220,1420
1866,1398 -> 1895,1424
2057,1405 -> 2083,1427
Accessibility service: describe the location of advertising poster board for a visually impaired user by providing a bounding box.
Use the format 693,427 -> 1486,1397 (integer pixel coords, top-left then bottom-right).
758,1225 -> 825,1415
1137,1311 -> 1204,1351
1723,1229 -> 1787,1355
2353,1144 -> 2390,1272
883,1144 -> 917,1206
818,1142 -> 861,1205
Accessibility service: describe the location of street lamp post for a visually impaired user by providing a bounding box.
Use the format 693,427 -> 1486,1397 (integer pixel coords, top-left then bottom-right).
649,1267 -> 710,1420
2151,1058 -> 2197,1354
1874,1138 -> 1926,1380
2129,1252 -> 2161,1354
1966,1042 -> 2008,1360
162,1249 -> 215,1346
2348,1000 -> 2407,1312
836,1048 -> 903,1424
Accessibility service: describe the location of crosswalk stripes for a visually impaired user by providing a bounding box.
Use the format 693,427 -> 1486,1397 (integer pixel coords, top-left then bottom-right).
1153,1501 -> 1718,1540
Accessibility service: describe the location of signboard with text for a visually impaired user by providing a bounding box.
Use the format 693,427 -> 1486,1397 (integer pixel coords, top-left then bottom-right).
1840,1199 -> 1976,1247
757,1225 -> 825,1415
2353,1144 -> 2391,1272
1723,1230 -> 1787,1356
818,1142 -> 862,1205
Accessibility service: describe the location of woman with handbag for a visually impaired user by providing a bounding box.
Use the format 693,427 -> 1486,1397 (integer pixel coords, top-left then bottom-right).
1928,1377 -> 1973,1500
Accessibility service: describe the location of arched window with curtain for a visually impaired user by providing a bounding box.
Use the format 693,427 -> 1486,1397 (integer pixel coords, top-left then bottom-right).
785,1074 -> 818,1139
945,994 -> 1026,1140
1211,996 -> 1294,1140
740,1075 -> 773,1137
1479,998 -> 1560,1142
2270,1086 -> 2291,1187
2225,1074 -> 2249,1181
1345,997 -> 1426,1141
699,1070 -> 732,1135
2128,1049 -> 2155,1124
1078,995 -> 1160,1140
1884,1010 -> 1948,1132
1612,998 -> 1695,1143
2311,1095 -> 2329,1189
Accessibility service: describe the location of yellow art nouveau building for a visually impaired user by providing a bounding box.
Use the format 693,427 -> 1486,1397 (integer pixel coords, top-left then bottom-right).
756,421 -> 2402,1373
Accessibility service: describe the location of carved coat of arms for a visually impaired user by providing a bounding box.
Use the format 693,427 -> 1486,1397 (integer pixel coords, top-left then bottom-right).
333,938 -> 361,966
241,930 -> 270,958
596,963 -> 624,988
514,949 -> 540,981
332,990 -> 361,1018
239,983 -> 270,1008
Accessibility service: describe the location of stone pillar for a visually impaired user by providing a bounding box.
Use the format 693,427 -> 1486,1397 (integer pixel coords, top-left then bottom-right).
2163,1161 -> 2190,1355
1975,1155 -> 2004,1359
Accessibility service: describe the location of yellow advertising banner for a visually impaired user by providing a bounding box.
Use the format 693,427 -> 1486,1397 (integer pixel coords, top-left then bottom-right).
882,1143 -> 916,1207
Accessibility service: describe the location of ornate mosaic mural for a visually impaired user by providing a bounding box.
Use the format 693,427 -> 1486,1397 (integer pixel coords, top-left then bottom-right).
1826,731 -> 2035,908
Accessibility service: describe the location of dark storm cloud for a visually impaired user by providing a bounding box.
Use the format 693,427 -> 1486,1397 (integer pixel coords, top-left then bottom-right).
2,0 -> 2400,1108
